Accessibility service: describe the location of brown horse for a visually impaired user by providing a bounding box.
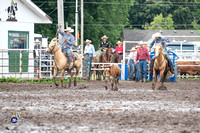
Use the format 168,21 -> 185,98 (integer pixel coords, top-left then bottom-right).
110,53 -> 123,63
152,43 -> 169,90
100,47 -> 113,63
47,38 -> 82,88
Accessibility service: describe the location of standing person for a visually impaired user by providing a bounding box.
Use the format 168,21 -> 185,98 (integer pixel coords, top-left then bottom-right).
136,41 -> 150,83
100,35 -> 109,50
34,39 -> 40,49
128,46 -> 137,80
149,32 -> 175,76
57,25 -> 75,69
134,45 -> 141,82
34,39 -> 40,77
83,39 -> 96,58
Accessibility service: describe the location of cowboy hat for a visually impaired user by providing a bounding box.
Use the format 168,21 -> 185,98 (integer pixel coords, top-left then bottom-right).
116,41 -> 122,44
130,47 -> 136,52
34,39 -> 40,43
85,39 -> 92,43
101,35 -> 108,39
152,32 -> 162,38
136,45 -> 140,49
64,27 -> 74,32
138,41 -> 147,45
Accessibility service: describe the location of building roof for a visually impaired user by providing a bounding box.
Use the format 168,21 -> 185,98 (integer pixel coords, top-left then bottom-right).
0,0 -> 52,23
122,30 -> 200,42
20,0 -> 52,23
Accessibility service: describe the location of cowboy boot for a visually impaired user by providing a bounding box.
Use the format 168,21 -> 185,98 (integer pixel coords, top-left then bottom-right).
165,59 -> 175,77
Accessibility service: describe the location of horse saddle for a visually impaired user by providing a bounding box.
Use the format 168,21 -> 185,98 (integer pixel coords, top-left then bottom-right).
62,51 -> 77,62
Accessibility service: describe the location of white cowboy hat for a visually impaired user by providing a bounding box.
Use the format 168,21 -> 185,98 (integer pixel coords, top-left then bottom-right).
138,41 -> 147,45
136,45 -> 140,49
130,47 -> 136,52
34,39 -> 40,43
101,35 -> 108,39
152,32 -> 162,38
85,39 -> 92,43
116,41 -> 122,44
64,27 -> 74,32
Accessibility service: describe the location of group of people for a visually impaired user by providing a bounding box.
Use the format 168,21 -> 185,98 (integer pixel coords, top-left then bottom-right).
35,25 -> 175,81
128,41 -> 150,82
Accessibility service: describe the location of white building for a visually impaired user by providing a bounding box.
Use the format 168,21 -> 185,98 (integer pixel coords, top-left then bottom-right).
0,0 -> 52,78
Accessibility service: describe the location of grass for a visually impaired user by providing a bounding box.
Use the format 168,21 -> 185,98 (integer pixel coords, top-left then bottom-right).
0,77 -> 85,84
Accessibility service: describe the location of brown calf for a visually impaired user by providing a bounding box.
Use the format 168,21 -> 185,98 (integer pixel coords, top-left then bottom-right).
104,65 -> 121,91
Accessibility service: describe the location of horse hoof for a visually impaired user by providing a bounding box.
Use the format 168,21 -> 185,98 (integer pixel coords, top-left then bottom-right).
152,84 -> 155,90
55,84 -> 59,86
105,86 -> 108,90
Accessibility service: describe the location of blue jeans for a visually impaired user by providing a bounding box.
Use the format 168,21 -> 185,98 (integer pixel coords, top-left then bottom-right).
139,60 -> 148,79
129,60 -> 134,79
135,63 -> 141,81
62,47 -> 71,63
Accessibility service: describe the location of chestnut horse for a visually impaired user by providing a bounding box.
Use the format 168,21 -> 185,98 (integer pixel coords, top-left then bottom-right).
47,38 -> 82,88
152,43 -> 169,90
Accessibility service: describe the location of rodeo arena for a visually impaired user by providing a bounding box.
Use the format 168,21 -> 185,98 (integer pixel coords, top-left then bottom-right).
0,0 -> 200,132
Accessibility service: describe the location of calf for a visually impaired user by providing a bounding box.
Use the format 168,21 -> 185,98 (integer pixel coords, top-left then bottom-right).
104,65 -> 121,91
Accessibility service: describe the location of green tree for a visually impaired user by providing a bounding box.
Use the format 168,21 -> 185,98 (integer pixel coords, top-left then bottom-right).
128,0 -> 197,29
143,13 -> 174,30
32,0 -> 131,50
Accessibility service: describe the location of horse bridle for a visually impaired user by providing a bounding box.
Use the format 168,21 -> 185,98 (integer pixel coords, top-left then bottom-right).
48,44 -> 60,54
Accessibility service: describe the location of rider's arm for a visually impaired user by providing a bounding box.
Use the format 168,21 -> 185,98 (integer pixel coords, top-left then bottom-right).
149,39 -> 155,51
67,35 -> 75,46
115,47 -> 118,53
99,41 -> 103,48
57,27 -> 65,36
106,42 -> 109,48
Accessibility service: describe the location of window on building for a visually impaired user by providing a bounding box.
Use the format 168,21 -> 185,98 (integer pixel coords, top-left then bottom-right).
8,31 -> 29,72
8,31 -> 29,49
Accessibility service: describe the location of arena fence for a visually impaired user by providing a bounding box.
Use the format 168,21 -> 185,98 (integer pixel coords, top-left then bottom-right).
0,49 -> 82,79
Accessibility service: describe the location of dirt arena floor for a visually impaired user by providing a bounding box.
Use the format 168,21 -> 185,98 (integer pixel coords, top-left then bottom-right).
0,79 -> 200,132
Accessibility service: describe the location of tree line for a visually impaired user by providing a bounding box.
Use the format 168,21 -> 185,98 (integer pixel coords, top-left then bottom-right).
32,0 -> 200,50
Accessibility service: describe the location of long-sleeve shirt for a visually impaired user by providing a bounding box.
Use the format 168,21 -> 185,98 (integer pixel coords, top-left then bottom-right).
115,46 -> 123,54
57,27 -> 75,49
136,47 -> 150,62
100,40 -> 109,48
128,52 -> 137,62
149,37 -> 170,51
84,44 -> 96,56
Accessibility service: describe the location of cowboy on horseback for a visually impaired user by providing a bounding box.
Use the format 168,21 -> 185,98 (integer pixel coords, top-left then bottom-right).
149,33 -> 175,76
100,35 -> 110,51
57,25 -> 75,69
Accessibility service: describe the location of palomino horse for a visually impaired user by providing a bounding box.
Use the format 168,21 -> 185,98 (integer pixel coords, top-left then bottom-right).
47,38 -> 82,88
152,43 -> 169,90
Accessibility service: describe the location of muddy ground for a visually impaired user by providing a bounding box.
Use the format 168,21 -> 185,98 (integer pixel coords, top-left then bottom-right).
0,79 -> 200,132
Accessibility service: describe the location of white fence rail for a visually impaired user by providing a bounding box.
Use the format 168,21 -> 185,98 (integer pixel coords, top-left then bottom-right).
0,49 -> 82,79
